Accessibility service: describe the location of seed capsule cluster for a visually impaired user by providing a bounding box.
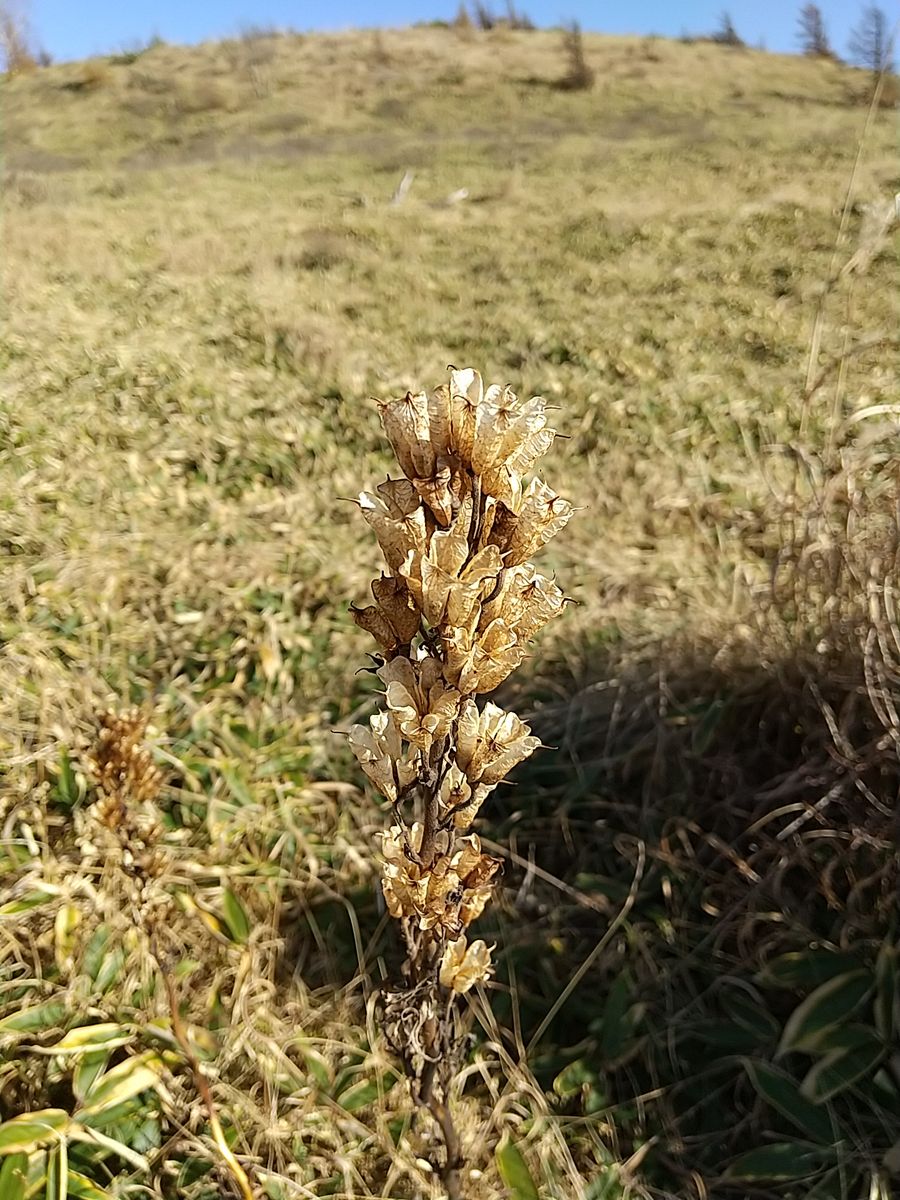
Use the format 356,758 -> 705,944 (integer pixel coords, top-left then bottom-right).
351,368 -> 572,994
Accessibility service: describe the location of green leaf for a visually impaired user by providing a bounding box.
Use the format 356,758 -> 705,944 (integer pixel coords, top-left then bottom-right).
495,1136 -> 540,1200
777,971 -> 872,1056
691,699 -> 726,754
0,892 -> 56,917
582,1170 -> 623,1200
599,972 -> 632,1061
0,1152 -> 29,1200
82,927 -> 111,982
220,889 -> 250,944
0,1112 -> 69,1156
93,947 -> 125,995
220,767 -> 253,807
44,1141 -> 65,1200
721,989 -> 779,1041
66,1172 -> 112,1199
811,1022 -> 881,1054
875,942 -> 897,1042
335,1073 -> 395,1113
46,1024 -> 131,1055
683,1020 -> 760,1053
800,1033 -> 885,1103
724,1142 -> 833,1181
760,950 -> 862,991
54,750 -> 79,809
67,1125 -> 149,1172
743,1060 -> 833,1143
553,1059 -> 597,1099
297,1043 -> 331,1090
0,1001 -> 68,1036
77,1052 -> 165,1122
73,1052 -> 111,1104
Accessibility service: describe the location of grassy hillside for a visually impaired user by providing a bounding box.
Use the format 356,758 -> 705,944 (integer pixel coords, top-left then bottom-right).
1,25 -> 898,1200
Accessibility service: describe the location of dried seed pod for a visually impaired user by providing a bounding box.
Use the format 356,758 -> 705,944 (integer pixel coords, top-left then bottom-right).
439,935 -> 493,994
378,657 -> 460,751
371,575 -> 421,645
348,712 -> 418,801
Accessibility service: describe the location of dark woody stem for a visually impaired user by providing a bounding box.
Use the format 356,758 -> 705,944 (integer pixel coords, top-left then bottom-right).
403,750 -> 465,1197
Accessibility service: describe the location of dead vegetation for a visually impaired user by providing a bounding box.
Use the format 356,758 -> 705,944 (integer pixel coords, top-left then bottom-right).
0,22 -> 897,1200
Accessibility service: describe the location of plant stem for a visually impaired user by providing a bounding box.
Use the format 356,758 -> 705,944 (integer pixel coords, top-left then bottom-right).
155,940 -> 256,1200
428,1093 -> 463,1200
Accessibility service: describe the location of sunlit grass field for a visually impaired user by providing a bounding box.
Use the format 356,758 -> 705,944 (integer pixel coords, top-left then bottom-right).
1,24 -> 898,1200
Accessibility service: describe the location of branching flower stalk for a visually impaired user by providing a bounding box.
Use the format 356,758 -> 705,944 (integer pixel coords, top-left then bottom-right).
349,368 -> 573,1194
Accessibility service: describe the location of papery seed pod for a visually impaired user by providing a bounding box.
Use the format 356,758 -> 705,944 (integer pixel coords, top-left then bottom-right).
350,603 -> 398,653
479,563 -> 566,643
506,425 -> 556,478
349,712 -> 418,800
377,390 -> 439,482
445,617 -> 527,695
439,935 -> 493,994
416,496 -> 474,624
448,367 -> 482,466
444,545 -> 503,631
495,478 -> 574,567
474,389 -> 556,505
358,488 -> 429,573
376,477 -> 426,519
413,458 -> 455,526
378,656 -> 461,751
371,575 -> 421,645
359,366 -> 574,1183
456,700 -> 541,786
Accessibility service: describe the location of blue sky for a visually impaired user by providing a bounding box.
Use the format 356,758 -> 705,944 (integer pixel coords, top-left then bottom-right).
31,1 -> 866,63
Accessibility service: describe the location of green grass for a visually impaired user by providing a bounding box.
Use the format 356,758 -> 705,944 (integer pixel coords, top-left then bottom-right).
1,23 -> 898,1200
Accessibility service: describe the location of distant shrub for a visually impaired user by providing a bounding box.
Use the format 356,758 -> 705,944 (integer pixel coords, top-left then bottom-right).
64,58 -> 112,91
107,34 -> 163,66
172,77 -> 235,115
4,169 -> 49,205
0,2 -> 36,73
472,1 -> 495,29
797,4 -> 835,59
504,1 -> 535,29
711,11 -> 745,47
453,3 -> 473,32
283,226 -> 357,273
127,65 -> 172,96
223,25 -> 278,97
556,20 -> 594,91
468,1 -> 535,30
369,29 -> 392,67
848,5 -> 894,75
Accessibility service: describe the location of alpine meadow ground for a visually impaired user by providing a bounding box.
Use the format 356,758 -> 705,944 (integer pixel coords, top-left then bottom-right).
1,23 -> 898,1200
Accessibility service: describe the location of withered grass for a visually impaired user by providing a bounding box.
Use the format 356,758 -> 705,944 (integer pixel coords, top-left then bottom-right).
0,23 -> 897,1200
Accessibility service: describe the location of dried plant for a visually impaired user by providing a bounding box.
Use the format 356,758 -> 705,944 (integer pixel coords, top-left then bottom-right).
82,708 -> 169,913
557,21 -> 594,91
349,367 -> 573,1193
83,708 -> 256,1200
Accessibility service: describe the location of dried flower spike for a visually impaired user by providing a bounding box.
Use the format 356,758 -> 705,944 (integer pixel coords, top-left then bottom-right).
350,367 -> 573,1194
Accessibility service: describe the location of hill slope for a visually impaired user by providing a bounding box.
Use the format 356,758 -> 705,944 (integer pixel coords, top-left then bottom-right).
1,25 -> 898,1200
